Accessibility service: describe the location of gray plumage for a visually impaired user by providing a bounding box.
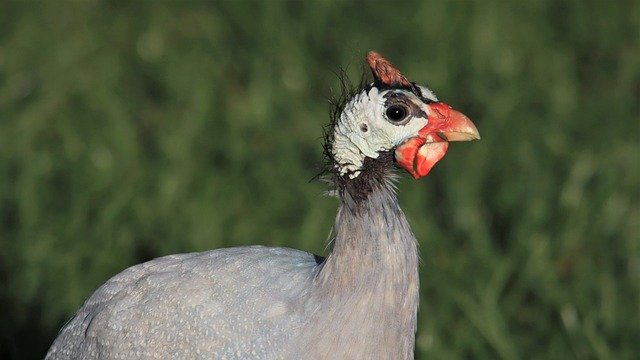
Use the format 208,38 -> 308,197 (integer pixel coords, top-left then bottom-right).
46,176 -> 419,359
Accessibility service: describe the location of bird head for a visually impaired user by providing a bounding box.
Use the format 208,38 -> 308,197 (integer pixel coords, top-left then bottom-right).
330,51 -> 480,179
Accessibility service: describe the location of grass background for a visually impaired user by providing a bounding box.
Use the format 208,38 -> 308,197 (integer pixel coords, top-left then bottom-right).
1,1 -> 638,359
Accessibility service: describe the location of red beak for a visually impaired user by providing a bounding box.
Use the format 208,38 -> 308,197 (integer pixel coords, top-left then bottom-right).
395,103 -> 480,179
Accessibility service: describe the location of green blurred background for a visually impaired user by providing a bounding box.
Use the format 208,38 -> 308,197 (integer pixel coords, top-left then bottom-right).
1,1 -> 638,359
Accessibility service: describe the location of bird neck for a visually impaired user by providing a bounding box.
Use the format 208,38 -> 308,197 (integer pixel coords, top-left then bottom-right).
320,176 -> 419,292
314,155 -> 419,358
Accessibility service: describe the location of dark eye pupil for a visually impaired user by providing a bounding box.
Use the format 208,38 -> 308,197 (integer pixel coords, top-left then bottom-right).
386,105 -> 407,121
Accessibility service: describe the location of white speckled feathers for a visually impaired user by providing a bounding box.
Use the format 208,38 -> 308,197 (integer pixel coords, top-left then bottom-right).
47,180 -> 421,360
47,247 -> 319,359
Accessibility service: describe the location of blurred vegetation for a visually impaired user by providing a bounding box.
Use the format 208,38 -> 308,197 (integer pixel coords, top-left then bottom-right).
0,0 -> 638,359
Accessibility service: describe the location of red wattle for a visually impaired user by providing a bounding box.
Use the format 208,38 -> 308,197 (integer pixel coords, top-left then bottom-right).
395,137 -> 425,179
395,137 -> 449,179
415,142 -> 449,177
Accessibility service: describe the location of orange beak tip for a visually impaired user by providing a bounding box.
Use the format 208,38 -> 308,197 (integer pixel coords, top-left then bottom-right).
427,106 -> 480,142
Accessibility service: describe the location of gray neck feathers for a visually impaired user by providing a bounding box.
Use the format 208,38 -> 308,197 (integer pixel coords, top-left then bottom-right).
312,161 -> 419,359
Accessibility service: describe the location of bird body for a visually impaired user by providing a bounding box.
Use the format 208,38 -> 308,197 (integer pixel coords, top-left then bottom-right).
47,177 -> 418,359
46,51 -> 479,359
48,246 -> 318,359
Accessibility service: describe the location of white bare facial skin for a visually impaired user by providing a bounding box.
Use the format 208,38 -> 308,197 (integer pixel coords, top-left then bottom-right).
331,86 -> 435,178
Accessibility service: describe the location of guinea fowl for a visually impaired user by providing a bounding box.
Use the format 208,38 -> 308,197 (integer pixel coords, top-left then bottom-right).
46,51 -> 479,360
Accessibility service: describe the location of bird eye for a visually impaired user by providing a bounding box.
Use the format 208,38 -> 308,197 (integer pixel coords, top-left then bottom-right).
385,105 -> 408,122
